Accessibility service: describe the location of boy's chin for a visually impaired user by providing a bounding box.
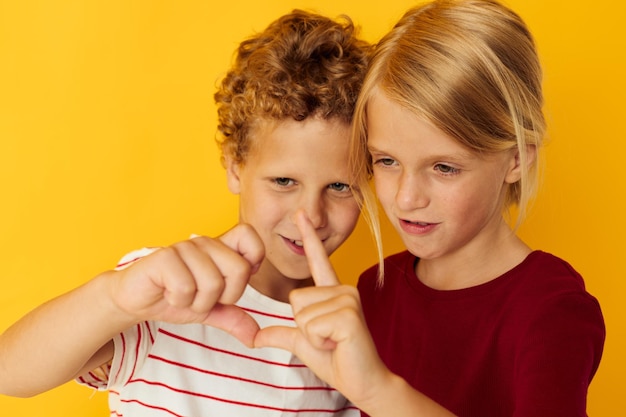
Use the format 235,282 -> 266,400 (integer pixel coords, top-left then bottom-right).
281,272 -> 315,283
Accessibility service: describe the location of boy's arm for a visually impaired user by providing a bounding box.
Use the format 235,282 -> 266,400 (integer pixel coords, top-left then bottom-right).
0,224 -> 264,398
0,273 -> 132,397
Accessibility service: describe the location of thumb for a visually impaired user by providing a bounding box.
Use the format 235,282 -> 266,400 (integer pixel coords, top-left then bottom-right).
203,304 -> 260,348
254,326 -> 298,351
219,224 -> 265,274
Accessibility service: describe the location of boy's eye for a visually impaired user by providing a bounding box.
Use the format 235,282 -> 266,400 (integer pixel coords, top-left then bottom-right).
434,163 -> 460,174
329,182 -> 351,192
274,177 -> 295,186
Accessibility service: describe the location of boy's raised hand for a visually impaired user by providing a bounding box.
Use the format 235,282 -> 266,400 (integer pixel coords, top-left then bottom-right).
254,211 -> 389,407
108,223 -> 264,346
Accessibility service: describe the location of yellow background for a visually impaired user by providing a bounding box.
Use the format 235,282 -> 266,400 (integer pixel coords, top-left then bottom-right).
1,0 -> 624,415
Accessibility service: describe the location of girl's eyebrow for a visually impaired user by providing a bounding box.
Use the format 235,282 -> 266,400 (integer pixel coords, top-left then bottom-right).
368,144 -> 474,162
367,145 -> 386,153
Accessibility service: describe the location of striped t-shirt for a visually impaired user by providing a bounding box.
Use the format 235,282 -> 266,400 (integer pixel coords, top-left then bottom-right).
78,248 -> 357,417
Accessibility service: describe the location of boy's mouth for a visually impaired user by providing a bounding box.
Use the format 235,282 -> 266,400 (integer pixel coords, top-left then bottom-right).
289,239 -> 304,247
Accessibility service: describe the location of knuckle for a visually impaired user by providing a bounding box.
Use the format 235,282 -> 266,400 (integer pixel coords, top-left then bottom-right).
172,280 -> 197,297
343,290 -> 361,308
155,245 -> 177,259
204,274 -> 226,294
189,235 -> 218,251
228,257 -> 251,279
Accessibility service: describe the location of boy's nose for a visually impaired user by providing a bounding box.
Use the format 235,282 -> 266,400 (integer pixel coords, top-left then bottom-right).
299,194 -> 327,229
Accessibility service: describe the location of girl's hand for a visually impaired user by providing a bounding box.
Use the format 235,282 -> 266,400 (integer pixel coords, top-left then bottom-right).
107,223 -> 264,346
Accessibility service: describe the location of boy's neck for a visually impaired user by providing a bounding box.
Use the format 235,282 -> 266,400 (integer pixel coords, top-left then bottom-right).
248,262 -> 314,303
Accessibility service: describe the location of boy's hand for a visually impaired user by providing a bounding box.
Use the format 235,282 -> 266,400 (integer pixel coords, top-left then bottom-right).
254,211 -> 390,407
108,223 -> 264,346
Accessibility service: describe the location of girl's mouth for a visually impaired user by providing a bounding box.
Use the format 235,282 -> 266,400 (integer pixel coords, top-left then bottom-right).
405,220 -> 430,226
399,219 -> 437,234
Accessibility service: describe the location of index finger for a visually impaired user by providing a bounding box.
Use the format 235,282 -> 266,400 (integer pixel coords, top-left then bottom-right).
295,210 -> 340,287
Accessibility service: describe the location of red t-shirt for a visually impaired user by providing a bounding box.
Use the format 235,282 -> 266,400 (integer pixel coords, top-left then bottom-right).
358,250 -> 605,417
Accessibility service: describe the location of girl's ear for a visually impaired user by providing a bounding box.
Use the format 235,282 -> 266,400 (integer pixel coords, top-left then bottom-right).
224,155 -> 242,194
505,144 -> 537,184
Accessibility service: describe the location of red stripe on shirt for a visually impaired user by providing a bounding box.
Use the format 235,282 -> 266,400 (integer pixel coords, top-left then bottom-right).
118,397 -> 185,417
241,306 -> 294,321
159,328 -> 307,367
126,378 -> 356,414
112,332 -> 127,383
116,257 -> 143,269
76,375 -> 101,390
148,354 -> 334,391
128,323 -> 143,381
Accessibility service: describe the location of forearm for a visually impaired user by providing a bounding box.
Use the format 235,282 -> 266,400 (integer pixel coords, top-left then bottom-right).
0,271 -> 136,397
359,373 -> 457,417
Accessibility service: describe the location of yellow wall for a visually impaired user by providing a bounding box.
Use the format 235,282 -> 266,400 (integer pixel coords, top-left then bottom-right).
1,0 -> 624,415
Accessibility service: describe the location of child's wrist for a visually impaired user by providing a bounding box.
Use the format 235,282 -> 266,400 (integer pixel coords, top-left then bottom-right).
360,371 -> 448,417
91,270 -> 142,328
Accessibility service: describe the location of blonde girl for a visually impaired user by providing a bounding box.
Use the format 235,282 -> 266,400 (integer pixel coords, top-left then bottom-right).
256,1 -> 606,416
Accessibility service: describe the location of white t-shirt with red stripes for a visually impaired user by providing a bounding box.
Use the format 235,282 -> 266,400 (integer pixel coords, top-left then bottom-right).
78,248 -> 357,417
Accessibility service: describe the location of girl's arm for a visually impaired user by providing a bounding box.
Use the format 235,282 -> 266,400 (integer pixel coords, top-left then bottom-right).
0,224 -> 264,397
254,284 -> 455,417
254,212 -> 456,417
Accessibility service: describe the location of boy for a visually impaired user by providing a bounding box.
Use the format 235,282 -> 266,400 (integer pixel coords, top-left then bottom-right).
0,10 -> 372,416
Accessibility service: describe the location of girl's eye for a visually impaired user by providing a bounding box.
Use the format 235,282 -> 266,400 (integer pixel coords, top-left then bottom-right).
274,177 -> 295,186
434,164 -> 460,175
374,157 -> 396,166
329,182 -> 351,193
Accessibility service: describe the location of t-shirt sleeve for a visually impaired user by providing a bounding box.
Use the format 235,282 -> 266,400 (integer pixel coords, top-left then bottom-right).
513,292 -> 605,416
107,320 -> 160,390
75,362 -> 113,391
76,247 -> 161,391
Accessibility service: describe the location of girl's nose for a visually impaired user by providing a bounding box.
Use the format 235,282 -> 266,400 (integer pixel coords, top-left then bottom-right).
395,172 -> 429,211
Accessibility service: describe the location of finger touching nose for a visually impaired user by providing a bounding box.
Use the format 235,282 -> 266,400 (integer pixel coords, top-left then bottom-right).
295,210 -> 340,287
300,195 -> 327,229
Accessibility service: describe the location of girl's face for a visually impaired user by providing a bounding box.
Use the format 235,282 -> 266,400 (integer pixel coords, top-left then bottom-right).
367,91 -> 521,264
226,117 -> 359,299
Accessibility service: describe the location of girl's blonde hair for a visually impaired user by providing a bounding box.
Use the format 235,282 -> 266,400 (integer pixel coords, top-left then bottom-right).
351,0 -> 546,232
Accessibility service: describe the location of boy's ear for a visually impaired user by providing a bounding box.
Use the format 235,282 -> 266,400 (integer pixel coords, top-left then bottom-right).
505,144 -> 536,184
225,155 -> 242,194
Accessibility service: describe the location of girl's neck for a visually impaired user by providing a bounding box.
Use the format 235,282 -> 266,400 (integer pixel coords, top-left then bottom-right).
415,226 -> 531,291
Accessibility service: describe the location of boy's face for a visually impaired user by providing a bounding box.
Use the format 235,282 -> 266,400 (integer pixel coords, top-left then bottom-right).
226,117 -> 359,293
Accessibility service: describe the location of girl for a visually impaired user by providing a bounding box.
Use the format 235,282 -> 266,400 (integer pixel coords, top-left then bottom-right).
255,1 -> 606,416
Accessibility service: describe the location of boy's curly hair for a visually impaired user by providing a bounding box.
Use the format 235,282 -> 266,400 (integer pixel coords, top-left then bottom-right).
214,9 -> 370,165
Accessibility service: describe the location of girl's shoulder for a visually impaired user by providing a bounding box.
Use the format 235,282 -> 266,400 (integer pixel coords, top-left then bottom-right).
515,250 -> 587,291
360,250 -> 414,277
507,250 -> 603,322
